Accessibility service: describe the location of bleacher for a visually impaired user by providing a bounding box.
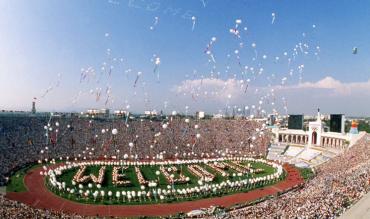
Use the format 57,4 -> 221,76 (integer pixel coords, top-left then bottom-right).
267,143 -> 288,161
294,160 -> 311,168
310,154 -> 331,166
267,143 -> 341,168
297,148 -> 321,161
284,145 -> 304,157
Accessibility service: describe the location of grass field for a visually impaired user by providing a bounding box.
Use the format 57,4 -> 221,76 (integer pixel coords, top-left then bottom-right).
6,164 -> 41,193
298,167 -> 315,181
48,160 -> 282,205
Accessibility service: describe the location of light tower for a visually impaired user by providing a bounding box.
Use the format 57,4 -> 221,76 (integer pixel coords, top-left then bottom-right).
31,97 -> 36,114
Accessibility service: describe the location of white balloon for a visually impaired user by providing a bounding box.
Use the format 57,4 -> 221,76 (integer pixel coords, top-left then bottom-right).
112,128 -> 118,135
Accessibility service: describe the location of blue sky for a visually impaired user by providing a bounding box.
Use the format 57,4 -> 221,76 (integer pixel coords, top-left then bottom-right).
0,0 -> 369,116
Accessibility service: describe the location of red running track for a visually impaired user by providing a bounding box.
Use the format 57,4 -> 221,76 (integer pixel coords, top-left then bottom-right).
6,164 -> 303,217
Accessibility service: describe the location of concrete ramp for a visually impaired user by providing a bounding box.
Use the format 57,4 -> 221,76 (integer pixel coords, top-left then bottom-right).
339,191 -> 370,219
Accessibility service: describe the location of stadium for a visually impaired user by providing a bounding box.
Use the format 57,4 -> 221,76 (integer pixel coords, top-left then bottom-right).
1,1 -> 370,218
1,110 -> 369,218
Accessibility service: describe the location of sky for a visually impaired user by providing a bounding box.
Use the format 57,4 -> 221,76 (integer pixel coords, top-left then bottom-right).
0,0 -> 369,116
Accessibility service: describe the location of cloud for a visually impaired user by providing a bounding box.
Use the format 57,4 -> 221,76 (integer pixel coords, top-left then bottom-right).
278,76 -> 370,96
172,76 -> 370,116
173,76 -> 370,100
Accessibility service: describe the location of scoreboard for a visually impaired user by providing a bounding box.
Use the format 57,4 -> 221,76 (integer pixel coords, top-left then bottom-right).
288,114 -> 304,130
330,114 -> 344,133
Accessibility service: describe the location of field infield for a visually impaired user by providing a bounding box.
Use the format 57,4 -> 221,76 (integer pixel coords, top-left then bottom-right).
6,161 -> 303,217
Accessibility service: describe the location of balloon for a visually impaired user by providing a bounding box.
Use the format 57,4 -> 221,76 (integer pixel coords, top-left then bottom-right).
191,16 -> 196,31
112,128 -> 118,135
133,71 -> 142,87
352,47 -> 358,54
152,56 -> 161,81
149,16 -> 159,30
271,12 -> 276,24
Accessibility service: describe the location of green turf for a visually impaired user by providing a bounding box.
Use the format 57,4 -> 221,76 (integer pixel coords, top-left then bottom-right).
47,160 -> 283,205
6,164 -> 41,193
298,167 -> 315,181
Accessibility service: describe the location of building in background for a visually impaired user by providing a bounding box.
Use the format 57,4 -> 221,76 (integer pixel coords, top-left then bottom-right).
144,110 -> 157,116
268,109 -> 364,168
268,114 -> 277,126
272,108 -> 360,149
213,113 -> 223,119
330,114 -> 345,134
288,114 -> 304,130
113,110 -> 129,118
86,109 -> 110,117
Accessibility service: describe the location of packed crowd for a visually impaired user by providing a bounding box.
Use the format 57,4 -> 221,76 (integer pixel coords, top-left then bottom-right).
4,115 -> 369,218
0,194 -> 85,219
0,114 -> 268,186
0,114 -> 268,218
0,116 -> 47,185
224,133 -> 370,218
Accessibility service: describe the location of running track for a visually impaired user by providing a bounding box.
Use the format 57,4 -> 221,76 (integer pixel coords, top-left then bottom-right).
6,164 -> 303,217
